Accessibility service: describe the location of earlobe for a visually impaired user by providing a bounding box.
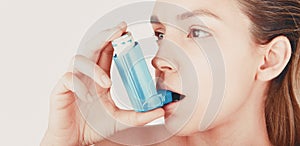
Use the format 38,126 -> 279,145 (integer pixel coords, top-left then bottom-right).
256,36 -> 292,81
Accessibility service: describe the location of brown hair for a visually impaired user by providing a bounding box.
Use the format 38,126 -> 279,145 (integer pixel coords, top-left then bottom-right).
238,0 -> 300,146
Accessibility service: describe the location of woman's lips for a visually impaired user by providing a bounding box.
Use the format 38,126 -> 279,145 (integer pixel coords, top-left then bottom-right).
156,80 -> 186,116
163,101 -> 180,110
156,81 -> 185,100
162,101 -> 180,118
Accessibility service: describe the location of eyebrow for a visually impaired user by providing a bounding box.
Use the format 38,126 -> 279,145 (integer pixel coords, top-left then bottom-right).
179,9 -> 222,21
150,15 -> 161,24
151,9 -> 221,24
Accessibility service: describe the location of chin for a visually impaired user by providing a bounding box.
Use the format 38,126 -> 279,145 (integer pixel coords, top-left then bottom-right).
164,116 -> 199,136
172,126 -> 199,137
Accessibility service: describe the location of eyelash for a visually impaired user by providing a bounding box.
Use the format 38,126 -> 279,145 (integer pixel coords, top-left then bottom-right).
154,27 -> 212,40
155,31 -> 165,40
187,28 -> 211,38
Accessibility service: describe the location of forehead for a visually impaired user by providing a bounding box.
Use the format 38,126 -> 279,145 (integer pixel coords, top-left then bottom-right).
155,0 -> 231,10
152,0 -> 242,24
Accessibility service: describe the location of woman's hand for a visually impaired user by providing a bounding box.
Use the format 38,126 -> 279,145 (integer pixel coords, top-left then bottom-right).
41,22 -> 165,146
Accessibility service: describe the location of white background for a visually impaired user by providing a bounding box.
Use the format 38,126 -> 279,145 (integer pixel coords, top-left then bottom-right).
0,0 -> 155,145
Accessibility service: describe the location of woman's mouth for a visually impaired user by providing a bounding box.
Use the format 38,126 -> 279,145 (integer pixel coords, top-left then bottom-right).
156,89 -> 186,118
162,101 -> 181,118
156,79 -> 186,116
156,89 -> 185,104
170,91 -> 186,102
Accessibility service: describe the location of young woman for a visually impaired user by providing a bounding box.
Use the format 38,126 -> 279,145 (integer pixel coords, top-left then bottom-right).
41,0 -> 300,145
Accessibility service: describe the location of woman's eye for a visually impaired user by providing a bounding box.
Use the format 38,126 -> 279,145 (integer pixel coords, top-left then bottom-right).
154,31 -> 165,40
187,28 -> 211,38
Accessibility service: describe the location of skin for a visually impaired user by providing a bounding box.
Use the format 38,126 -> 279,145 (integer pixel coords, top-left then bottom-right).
42,0 -> 292,145
148,0 -> 291,145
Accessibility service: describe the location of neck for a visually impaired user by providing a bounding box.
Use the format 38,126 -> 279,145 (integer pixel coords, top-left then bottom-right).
186,82 -> 272,146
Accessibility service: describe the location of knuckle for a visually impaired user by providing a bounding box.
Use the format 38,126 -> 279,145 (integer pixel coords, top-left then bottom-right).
63,72 -> 73,79
62,72 -> 74,84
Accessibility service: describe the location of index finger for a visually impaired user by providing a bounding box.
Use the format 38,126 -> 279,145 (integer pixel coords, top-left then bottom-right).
77,22 -> 127,61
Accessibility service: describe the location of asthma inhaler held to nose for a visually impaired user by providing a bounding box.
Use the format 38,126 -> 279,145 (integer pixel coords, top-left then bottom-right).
111,32 -> 184,112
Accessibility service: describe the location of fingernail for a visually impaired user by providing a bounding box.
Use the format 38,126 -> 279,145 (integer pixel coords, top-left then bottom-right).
101,75 -> 111,86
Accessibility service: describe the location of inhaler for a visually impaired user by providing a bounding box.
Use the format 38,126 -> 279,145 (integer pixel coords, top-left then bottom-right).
112,32 -> 183,112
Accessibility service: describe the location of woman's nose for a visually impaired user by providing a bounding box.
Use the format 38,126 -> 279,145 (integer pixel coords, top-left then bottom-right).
151,57 -> 177,73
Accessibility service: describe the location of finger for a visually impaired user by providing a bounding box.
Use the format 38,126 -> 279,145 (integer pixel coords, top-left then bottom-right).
97,43 -> 114,76
52,72 -> 91,102
97,22 -> 128,74
114,108 -> 165,126
77,22 -> 127,60
72,74 -> 91,102
52,72 -> 75,96
50,72 -> 76,112
49,73 -> 86,132
73,55 -> 111,88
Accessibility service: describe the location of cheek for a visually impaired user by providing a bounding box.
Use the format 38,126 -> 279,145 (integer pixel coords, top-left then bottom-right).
206,35 -> 258,128
164,40 -> 214,135
174,37 -> 258,133
162,35 -> 258,134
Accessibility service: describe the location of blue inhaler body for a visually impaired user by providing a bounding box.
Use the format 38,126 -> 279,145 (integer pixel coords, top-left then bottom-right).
112,32 -> 176,112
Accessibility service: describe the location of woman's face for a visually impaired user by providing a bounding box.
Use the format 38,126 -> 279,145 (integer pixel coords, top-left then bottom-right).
151,0 -> 263,135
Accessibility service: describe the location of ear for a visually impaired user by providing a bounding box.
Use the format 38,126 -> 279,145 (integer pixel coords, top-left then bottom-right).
256,36 -> 292,81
